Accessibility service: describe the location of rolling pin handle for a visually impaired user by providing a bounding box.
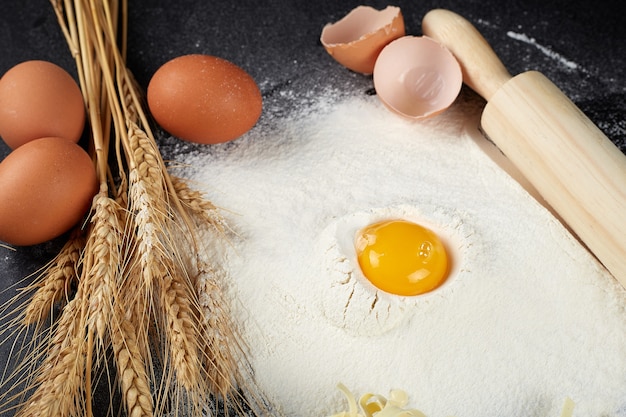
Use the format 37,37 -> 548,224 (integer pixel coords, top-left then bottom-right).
422,9 -> 511,100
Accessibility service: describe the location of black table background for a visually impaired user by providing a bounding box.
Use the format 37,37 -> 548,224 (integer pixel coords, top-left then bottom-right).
0,0 -> 625,416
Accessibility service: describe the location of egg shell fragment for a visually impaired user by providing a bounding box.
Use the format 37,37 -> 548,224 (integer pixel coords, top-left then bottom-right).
373,36 -> 463,119
0,137 -> 97,246
320,5 -> 405,74
0,60 -> 85,149
147,54 -> 262,145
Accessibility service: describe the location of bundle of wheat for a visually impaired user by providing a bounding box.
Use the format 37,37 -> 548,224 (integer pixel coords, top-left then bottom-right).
0,1 -> 270,416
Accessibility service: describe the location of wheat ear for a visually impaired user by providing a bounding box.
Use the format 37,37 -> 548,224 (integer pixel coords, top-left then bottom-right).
22,231 -> 85,327
15,296 -> 86,417
171,177 -> 229,235
84,191 -> 123,343
159,263 -> 205,394
110,303 -> 154,417
194,261 -> 240,398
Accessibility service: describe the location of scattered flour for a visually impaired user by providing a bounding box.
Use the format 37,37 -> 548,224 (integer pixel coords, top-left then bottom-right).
177,92 -> 626,417
506,31 -> 579,70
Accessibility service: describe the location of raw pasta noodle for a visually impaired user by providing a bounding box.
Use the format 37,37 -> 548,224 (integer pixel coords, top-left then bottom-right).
329,383 -> 427,417
328,384 -> 576,417
560,398 -> 575,417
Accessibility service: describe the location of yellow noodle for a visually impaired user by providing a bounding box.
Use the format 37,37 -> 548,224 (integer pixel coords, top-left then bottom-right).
329,384 -> 575,417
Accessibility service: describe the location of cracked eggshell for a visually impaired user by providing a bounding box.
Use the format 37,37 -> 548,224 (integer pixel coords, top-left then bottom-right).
373,36 -> 463,120
320,5 -> 405,74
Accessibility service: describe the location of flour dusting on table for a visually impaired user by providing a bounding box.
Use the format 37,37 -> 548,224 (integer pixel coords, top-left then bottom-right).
175,91 -> 626,417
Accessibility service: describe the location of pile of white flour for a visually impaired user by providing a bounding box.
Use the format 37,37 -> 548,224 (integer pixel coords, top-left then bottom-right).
177,92 -> 626,417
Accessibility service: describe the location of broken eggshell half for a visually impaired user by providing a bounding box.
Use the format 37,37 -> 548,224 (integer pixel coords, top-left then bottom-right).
320,5 -> 405,74
373,36 -> 463,120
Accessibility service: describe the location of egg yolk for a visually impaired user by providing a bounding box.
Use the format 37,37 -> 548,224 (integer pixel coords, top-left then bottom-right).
355,219 -> 449,296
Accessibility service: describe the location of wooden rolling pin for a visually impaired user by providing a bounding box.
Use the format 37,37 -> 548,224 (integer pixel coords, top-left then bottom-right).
421,9 -> 626,285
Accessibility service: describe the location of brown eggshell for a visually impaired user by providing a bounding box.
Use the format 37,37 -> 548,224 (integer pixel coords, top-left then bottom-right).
0,60 -> 85,149
0,137 -> 97,246
320,5 -> 405,74
147,54 -> 263,145
373,36 -> 463,120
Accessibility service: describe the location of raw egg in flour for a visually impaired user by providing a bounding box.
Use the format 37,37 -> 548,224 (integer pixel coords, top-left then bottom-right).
355,219 -> 449,296
147,54 -> 262,145
0,60 -> 85,149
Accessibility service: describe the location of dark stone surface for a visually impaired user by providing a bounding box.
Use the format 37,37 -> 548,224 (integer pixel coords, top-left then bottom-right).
0,0 -> 624,415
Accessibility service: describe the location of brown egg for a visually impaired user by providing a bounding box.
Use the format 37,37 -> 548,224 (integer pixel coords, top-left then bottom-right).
0,60 -> 85,149
373,36 -> 463,120
320,5 -> 405,74
147,54 -> 262,145
0,137 -> 97,246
